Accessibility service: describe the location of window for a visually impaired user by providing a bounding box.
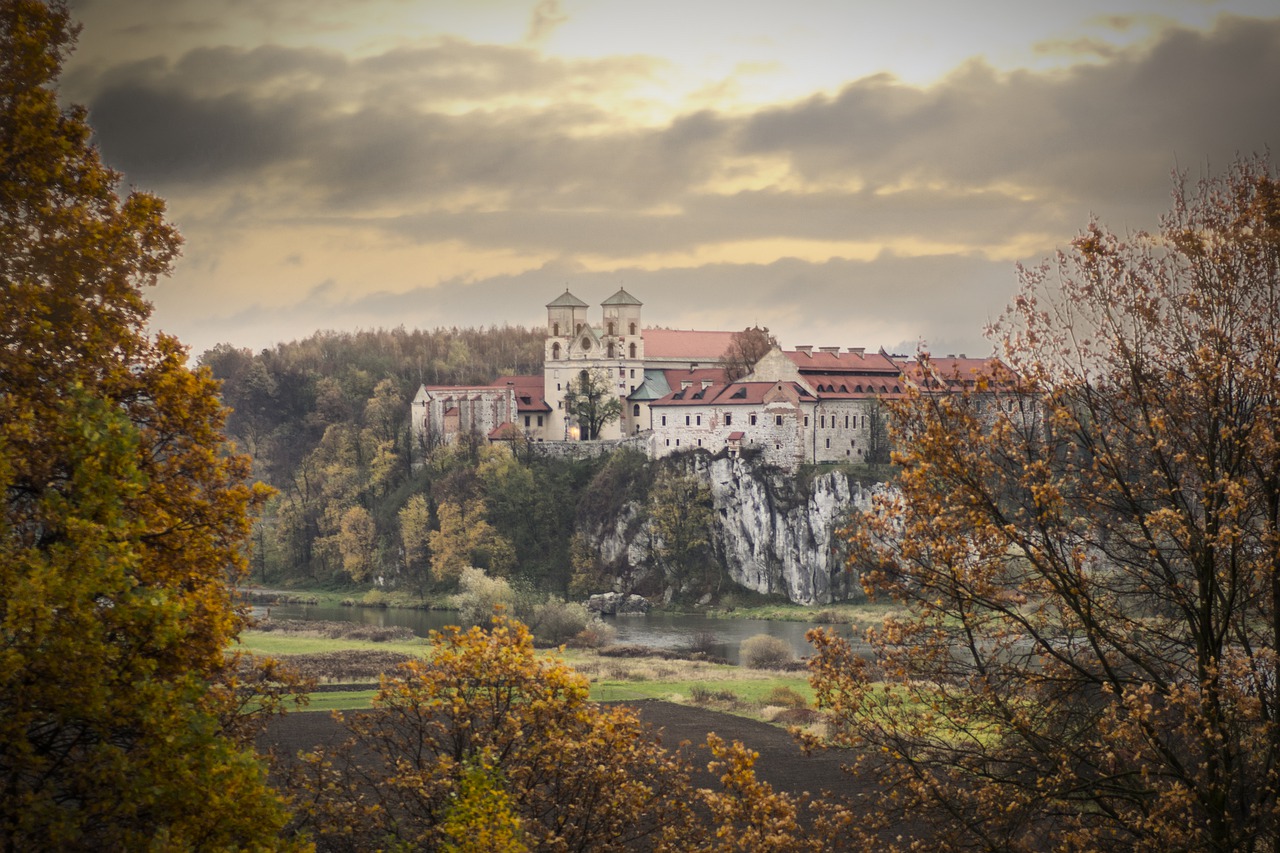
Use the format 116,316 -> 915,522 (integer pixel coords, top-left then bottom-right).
576,323 -> 582,333
558,401 -> 563,409
805,416 -> 810,427
630,368 -> 635,378
553,322 -> 560,336
556,382 -> 561,391
629,322 -> 636,335
629,343 -> 637,358
725,413 -> 732,426
750,414 -> 758,426
607,343 -> 615,357
661,415 -> 667,426
696,415 -> 701,426
675,439 -> 680,446
552,342 -> 561,359
607,321 -> 615,335
524,416 -> 531,427
697,439 -> 702,447
619,367 -> 625,377
845,415 -> 849,428
665,439 -> 670,446
826,438 -> 830,448
775,415 -> 783,426
537,416 -> 543,427
633,404 -> 640,417
685,415 -> 691,426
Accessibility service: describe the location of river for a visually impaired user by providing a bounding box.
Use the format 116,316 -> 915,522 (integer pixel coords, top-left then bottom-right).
254,601 -> 857,666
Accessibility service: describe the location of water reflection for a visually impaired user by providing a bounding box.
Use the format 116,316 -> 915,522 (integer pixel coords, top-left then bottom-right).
252,602 -> 857,666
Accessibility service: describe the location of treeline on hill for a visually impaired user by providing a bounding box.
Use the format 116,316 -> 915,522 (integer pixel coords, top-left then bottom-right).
201,326 -> 618,594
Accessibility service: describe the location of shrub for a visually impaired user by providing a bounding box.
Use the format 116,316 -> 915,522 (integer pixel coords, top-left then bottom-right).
762,685 -> 809,709
739,634 -> 795,669
453,566 -> 515,626
528,598 -> 591,645
570,618 -> 617,649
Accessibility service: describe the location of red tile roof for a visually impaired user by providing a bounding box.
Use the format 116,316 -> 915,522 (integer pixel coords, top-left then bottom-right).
784,348 -> 900,373
643,329 -> 737,360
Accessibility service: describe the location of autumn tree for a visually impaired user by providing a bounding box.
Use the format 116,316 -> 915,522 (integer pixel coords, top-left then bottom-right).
0,1 -> 293,847
721,325 -> 779,383
291,616 -> 699,851
399,492 -> 433,592
429,499 -> 516,585
564,367 -> 622,439
810,156 -> 1280,851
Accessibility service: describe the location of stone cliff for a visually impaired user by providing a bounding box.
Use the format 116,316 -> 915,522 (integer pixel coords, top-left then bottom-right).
579,453 -> 879,605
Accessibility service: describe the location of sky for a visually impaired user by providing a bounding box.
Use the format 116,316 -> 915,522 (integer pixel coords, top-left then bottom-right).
60,0 -> 1280,360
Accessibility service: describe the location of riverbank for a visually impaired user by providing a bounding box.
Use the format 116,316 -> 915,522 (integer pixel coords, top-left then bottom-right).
237,617 -> 825,730
239,584 -> 899,630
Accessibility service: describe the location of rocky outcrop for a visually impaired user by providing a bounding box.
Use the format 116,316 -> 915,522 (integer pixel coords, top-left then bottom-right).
586,592 -> 652,615
579,454 -> 880,605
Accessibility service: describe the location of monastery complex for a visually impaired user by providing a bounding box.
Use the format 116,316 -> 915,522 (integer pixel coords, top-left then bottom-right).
412,288 -> 1001,469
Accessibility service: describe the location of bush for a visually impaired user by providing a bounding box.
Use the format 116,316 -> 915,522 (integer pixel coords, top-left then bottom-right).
452,567 -> 515,626
569,617 -> 617,649
762,685 -> 809,709
528,598 -> 591,645
739,634 -> 795,669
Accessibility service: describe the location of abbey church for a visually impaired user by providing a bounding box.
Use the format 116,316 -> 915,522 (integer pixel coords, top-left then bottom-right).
412,288 -> 1001,468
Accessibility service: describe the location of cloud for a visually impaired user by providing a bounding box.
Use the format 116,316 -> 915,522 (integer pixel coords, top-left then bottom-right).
78,9 -> 1280,354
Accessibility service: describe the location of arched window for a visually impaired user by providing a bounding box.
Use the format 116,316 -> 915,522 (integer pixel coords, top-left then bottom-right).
629,342 -> 637,358
607,321 -> 615,335
607,343 -> 616,358
553,322 -> 560,336
633,403 -> 640,417
629,322 -> 637,335
552,342 -> 561,359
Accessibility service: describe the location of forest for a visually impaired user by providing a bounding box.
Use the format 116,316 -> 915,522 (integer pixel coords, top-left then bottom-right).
201,327 -> 657,596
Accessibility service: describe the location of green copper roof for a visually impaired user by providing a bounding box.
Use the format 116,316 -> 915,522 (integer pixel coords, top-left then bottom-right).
546,289 -> 588,308
601,287 -> 642,306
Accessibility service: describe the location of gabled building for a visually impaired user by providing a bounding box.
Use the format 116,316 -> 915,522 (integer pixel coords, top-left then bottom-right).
648,345 -> 904,467
412,374 -> 551,447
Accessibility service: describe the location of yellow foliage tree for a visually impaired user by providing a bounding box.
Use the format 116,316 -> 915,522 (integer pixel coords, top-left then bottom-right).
0,1 -> 294,846
292,616 -> 698,850
429,499 -> 515,585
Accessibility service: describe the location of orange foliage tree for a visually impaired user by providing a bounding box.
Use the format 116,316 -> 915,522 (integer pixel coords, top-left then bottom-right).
0,1 -> 293,847
809,155 -> 1280,851
289,615 -> 852,851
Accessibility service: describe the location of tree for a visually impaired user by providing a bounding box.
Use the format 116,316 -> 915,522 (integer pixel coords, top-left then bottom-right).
649,469 -> 716,598
399,492 -> 433,592
429,499 -> 516,586
291,617 -> 699,851
564,368 -> 622,439
809,156 -> 1280,851
0,1 -> 293,847
721,325 -> 779,383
